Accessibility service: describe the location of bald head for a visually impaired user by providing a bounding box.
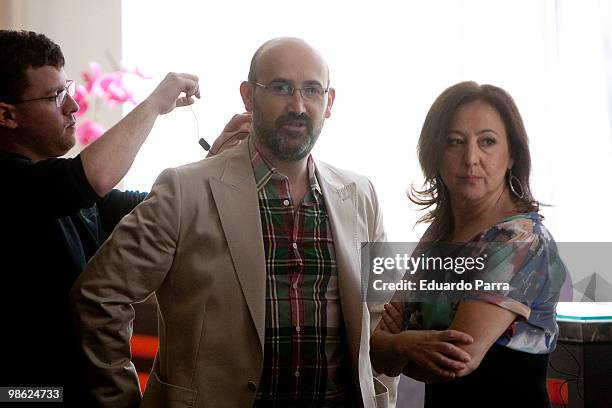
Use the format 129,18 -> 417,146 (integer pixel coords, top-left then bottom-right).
247,37 -> 330,86
240,37 -> 335,163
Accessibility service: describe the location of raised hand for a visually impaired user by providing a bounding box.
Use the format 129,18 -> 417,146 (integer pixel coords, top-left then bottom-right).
147,72 -> 200,115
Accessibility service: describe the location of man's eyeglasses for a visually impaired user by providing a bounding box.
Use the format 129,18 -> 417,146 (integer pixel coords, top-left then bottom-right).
251,80 -> 329,101
13,80 -> 75,108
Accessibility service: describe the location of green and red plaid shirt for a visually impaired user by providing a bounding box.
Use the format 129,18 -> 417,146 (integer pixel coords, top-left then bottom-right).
251,147 -> 355,407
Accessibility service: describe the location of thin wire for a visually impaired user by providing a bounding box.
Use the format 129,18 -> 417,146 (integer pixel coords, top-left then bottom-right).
188,105 -> 199,140
559,343 -> 583,400
548,342 -> 584,406
189,105 -> 210,151
558,378 -> 581,408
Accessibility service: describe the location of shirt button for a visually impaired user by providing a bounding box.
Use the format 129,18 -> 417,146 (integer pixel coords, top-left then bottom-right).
292,282 -> 298,289
294,370 -> 300,377
283,199 -> 290,206
247,381 -> 257,391
296,326 -> 301,333
292,242 -> 298,249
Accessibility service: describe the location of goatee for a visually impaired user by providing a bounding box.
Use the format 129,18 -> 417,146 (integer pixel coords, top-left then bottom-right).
253,110 -> 323,161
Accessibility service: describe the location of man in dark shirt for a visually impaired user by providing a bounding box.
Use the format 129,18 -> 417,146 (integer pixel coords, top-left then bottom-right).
0,29 -> 201,405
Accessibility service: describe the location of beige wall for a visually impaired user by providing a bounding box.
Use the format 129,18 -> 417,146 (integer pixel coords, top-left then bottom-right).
0,1 -> 20,29
1,0 -> 123,157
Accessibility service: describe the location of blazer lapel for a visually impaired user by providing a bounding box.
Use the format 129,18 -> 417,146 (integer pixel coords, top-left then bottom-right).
210,141 -> 266,350
316,163 -> 363,376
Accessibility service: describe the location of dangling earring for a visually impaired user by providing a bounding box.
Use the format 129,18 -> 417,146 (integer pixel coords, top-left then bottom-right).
507,169 -> 525,199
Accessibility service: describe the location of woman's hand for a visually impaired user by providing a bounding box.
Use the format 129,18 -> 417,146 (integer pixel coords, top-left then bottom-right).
371,304 -> 473,379
396,329 -> 473,380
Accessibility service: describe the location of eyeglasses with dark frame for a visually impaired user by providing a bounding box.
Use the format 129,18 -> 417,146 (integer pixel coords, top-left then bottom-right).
12,80 -> 76,108
250,80 -> 330,101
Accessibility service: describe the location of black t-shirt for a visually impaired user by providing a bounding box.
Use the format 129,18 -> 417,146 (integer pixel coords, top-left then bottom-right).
0,150 -> 147,404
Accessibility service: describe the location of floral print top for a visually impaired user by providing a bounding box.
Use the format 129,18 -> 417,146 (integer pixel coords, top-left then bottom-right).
401,212 -> 567,354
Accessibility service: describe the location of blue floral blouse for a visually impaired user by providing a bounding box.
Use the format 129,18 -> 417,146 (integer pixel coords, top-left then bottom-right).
401,212 -> 567,354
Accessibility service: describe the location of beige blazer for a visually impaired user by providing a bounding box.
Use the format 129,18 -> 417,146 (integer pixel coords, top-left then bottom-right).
71,140 -> 396,408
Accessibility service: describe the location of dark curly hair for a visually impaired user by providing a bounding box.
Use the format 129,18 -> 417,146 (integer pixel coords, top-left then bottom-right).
0,30 -> 65,103
409,81 -> 539,242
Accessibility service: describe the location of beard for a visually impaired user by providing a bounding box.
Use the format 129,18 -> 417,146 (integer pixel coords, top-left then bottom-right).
252,104 -> 324,162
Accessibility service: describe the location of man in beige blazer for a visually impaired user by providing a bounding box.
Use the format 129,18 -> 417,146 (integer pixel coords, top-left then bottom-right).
72,37 -> 395,407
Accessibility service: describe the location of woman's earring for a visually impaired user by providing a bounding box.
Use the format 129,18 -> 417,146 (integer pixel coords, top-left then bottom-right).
507,169 -> 525,199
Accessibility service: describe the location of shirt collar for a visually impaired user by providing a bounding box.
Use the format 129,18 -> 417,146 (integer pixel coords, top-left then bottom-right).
249,141 -> 322,197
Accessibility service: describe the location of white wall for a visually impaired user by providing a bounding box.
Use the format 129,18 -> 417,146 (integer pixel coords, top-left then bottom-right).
120,0 -> 612,242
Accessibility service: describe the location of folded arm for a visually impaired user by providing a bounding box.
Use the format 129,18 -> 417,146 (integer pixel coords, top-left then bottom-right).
447,300 -> 517,377
370,302 -> 473,382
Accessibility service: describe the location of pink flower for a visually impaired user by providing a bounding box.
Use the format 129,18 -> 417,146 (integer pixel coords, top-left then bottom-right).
76,119 -> 105,146
81,62 -> 102,93
79,61 -> 148,108
99,73 -> 136,106
81,63 -> 131,105
73,84 -> 89,117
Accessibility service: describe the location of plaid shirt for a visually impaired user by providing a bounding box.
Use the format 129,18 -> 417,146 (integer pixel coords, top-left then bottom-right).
251,147 -> 355,407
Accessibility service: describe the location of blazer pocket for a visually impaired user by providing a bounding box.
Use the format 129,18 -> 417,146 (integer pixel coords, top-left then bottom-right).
141,372 -> 197,408
373,377 -> 389,408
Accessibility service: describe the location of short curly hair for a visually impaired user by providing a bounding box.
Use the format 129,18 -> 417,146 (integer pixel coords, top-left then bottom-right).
0,30 -> 65,103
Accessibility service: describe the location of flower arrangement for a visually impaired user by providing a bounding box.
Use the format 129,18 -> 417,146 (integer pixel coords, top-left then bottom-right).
74,62 -> 150,145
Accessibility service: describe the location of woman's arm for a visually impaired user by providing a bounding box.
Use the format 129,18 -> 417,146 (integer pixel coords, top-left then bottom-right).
370,313 -> 473,379
448,300 -> 518,377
